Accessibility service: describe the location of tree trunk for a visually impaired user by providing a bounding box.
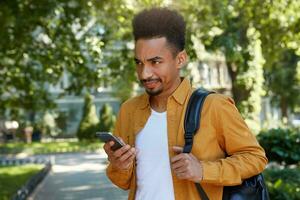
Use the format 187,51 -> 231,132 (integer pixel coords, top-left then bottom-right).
226,61 -> 251,114
280,98 -> 288,120
227,61 -> 240,103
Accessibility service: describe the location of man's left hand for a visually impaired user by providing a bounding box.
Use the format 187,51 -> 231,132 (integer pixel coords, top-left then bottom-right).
171,146 -> 203,182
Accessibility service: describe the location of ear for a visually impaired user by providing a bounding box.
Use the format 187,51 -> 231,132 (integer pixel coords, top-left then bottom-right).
176,50 -> 188,69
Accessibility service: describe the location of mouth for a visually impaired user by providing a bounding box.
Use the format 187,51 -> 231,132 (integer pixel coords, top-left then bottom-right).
141,79 -> 161,89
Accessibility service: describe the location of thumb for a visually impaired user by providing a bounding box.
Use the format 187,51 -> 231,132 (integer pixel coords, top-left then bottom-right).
172,146 -> 183,154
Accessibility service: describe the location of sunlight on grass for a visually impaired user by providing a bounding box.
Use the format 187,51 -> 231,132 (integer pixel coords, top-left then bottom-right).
0,164 -> 43,200
0,141 -> 103,155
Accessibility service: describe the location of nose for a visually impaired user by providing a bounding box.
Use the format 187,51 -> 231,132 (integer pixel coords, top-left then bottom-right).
140,64 -> 153,80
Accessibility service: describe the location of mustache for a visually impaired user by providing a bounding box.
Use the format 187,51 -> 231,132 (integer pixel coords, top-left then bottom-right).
139,78 -> 162,84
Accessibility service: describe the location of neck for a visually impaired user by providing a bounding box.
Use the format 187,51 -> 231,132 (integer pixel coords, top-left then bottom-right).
150,77 -> 182,112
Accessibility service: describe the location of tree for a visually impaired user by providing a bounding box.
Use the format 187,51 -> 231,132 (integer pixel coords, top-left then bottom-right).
98,104 -> 116,132
2,0 -> 299,128
0,0 -> 181,117
178,0 -> 300,127
253,1 -> 300,120
265,50 -> 300,119
177,0 -> 265,131
0,0 -> 108,120
77,93 -> 99,140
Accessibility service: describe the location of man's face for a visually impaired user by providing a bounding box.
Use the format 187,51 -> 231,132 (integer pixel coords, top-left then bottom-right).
134,37 -> 183,96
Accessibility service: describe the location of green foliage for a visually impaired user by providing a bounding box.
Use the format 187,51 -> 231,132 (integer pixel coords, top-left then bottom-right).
265,50 -> 300,118
0,0 -> 113,118
98,104 -> 116,132
0,141 -> 102,155
177,0 -> 266,129
40,112 -> 61,137
1,0 -> 300,125
0,164 -> 43,199
252,0 -> 300,119
178,0 -> 300,124
77,93 -> 99,140
258,128 -> 300,165
264,167 -> 300,200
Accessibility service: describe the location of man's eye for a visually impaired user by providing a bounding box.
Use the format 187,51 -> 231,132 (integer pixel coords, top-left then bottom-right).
152,60 -> 161,65
135,61 -> 142,65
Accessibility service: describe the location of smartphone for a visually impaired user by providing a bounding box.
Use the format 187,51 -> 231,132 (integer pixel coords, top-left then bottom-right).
96,132 -> 125,151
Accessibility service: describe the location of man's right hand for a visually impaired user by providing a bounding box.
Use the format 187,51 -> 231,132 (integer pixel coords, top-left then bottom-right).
103,140 -> 137,170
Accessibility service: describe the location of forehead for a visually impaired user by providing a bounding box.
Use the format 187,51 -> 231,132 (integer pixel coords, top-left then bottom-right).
134,37 -> 173,59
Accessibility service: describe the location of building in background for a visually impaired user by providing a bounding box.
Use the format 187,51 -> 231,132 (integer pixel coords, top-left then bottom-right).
49,72 -> 119,135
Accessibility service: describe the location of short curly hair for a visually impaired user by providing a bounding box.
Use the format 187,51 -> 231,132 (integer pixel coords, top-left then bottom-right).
132,8 -> 186,56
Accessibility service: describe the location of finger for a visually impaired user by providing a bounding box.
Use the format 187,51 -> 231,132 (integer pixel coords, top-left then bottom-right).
173,165 -> 188,174
122,153 -> 136,166
171,154 -> 183,163
113,145 -> 131,158
172,146 -> 183,154
171,159 -> 186,170
106,140 -> 115,147
118,153 -> 135,169
119,147 -> 136,162
171,153 -> 189,163
103,141 -> 114,154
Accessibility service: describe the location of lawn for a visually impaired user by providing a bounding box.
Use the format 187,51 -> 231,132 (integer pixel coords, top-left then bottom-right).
0,140 -> 103,155
0,164 -> 43,200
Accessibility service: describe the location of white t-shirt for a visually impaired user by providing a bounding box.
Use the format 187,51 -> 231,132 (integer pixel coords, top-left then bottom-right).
135,109 -> 175,200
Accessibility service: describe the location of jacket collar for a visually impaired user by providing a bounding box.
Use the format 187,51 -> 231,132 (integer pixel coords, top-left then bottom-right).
138,77 -> 192,109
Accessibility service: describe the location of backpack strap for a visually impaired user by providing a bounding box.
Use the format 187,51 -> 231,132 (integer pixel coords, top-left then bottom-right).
183,88 -> 215,200
183,88 -> 215,153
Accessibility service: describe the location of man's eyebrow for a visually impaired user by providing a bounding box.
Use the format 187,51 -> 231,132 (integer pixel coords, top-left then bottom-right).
134,56 -> 163,63
147,56 -> 163,62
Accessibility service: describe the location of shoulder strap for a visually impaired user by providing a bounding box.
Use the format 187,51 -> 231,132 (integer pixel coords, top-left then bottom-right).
183,88 -> 215,200
183,88 -> 215,153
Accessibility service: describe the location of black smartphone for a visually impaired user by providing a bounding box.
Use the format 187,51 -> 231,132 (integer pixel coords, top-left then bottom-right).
96,132 -> 125,151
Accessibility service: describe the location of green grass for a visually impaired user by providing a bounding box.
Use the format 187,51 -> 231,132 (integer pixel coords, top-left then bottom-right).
0,140 -> 103,155
0,164 -> 43,200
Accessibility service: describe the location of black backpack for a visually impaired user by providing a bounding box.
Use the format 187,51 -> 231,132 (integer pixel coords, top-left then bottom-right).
183,88 -> 270,200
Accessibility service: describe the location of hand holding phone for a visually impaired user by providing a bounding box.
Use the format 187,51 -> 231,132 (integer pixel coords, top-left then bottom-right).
99,132 -> 136,170
96,132 -> 125,151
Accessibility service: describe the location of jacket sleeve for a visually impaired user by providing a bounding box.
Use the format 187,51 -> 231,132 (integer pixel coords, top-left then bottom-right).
106,104 -> 134,190
201,95 -> 268,186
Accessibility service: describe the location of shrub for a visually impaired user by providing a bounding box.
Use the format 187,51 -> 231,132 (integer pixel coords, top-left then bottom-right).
77,93 -> 99,140
98,103 -> 116,132
264,167 -> 300,200
257,128 -> 300,165
41,112 -> 61,137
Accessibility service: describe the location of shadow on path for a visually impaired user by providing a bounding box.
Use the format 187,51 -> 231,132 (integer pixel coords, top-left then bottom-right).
29,152 -> 128,200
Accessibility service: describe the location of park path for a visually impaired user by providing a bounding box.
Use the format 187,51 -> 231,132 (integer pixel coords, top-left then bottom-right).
28,151 -> 128,200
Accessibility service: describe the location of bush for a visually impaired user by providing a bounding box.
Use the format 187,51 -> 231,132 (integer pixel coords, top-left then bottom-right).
257,128 -> 300,165
41,112 -> 61,137
77,93 -> 99,140
264,167 -> 300,200
98,103 -> 116,132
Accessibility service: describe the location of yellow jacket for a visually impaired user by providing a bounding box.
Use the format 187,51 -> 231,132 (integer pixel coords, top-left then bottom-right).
106,78 -> 268,200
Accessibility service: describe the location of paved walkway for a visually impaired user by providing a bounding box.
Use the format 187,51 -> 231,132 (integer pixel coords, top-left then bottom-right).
28,152 -> 128,200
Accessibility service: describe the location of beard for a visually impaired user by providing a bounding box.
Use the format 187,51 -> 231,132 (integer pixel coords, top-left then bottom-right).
145,87 -> 163,96
140,78 -> 163,96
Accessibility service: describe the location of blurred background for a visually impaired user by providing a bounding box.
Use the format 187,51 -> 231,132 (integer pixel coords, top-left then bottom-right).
0,0 -> 299,200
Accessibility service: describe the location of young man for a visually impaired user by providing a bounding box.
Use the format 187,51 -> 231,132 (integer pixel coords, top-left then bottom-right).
103,8 -> 267,200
